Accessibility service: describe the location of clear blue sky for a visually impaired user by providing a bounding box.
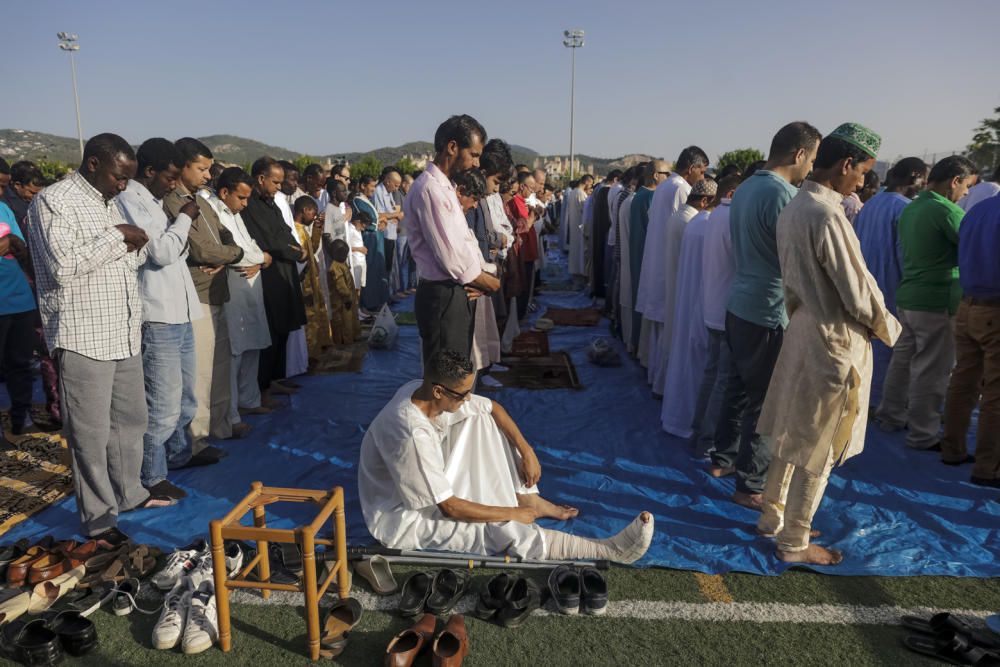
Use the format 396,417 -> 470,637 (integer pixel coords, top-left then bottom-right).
4,0 -> 999,164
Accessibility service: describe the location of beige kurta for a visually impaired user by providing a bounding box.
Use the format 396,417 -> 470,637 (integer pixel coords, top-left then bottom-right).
757,180 -> 901,475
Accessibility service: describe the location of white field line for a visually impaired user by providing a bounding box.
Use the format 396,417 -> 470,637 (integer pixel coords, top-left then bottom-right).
200,588 -> 996,627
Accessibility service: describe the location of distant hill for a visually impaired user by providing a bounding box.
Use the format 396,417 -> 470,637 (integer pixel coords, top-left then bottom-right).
0,128 -> 638,175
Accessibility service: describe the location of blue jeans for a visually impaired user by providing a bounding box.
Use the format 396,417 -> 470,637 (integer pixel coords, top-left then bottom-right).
396,236 -> 417,290
140,321 -> 196,486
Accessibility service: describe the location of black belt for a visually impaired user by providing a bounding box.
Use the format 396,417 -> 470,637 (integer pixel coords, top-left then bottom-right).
964,296 -> 1000,307
418,278 -> 462,287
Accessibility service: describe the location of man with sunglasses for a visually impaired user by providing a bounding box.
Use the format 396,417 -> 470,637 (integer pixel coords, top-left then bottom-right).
358,350 -> 655,562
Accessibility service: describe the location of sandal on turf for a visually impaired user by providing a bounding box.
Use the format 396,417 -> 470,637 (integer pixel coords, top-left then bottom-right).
902,613 -> 1000,650
425,569 -> 471,616
319,597 -> 363,658
398,571 -> 433,617
353,555 -> 397,595
903,631 -> 1000,666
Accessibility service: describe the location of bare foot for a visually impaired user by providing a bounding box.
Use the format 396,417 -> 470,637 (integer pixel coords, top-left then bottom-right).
517,494 -> 580,520
732,491 -> 763,512
709,465 -> 735,478
777,544 -> 843,565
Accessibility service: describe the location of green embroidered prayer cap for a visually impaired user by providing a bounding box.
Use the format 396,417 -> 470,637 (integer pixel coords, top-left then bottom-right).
829,122 -> 881,159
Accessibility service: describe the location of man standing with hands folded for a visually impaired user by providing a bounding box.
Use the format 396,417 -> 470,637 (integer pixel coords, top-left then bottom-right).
404,115 -> 500,369
27,133 -> 173,541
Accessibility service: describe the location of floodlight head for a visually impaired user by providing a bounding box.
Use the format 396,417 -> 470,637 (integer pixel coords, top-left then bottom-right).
57,32 -> 78,41
58,43 -> 80,51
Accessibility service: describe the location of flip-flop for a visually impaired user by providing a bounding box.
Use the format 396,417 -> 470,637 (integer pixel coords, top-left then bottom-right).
902,613 -> 1000,650
319,598 -> 363,658
353,555 -> 397,595
903,631 -> 1000,666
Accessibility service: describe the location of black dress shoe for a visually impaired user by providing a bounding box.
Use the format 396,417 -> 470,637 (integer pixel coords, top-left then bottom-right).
580,567 -> 608,615
48,610 -> 98,657
398,571 -> 433,617
475,573 -> 514,620
498,576 -> 540,628
425,569 -> 471,616
7,618 -> 64,666
547,565 -> 581,615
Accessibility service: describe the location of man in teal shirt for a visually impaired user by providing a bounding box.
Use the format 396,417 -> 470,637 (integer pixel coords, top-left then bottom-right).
709,122 -> 822,510
874,155 -> 976,450
0,158 -> 41,438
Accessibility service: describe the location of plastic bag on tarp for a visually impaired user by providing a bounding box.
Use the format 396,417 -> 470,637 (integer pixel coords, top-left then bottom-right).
369,304 -> 399,349
587,337 -> 621,366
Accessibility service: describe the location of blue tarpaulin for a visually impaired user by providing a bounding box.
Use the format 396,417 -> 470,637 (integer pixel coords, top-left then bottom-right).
3,254 -> 999,576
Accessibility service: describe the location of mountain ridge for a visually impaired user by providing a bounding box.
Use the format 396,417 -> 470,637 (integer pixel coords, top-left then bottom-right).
0,128 -> 645,175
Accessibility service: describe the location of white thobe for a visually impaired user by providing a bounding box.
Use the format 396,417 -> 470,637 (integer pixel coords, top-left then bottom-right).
567,188 -> 588,276
207,195 -> 272,356
650,204 -> 699,395
358,381 -> 546,557
701,200 -> 734,331
275,192 -> 309,377
661,210 -> 711,436
635,175 -> 691,384
618,193 -> 637,350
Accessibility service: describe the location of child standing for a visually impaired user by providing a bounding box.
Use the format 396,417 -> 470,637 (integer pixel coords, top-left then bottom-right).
328,239 -> 361,344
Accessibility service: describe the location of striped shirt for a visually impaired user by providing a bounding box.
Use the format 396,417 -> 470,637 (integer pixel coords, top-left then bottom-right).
27,171 -> 143,361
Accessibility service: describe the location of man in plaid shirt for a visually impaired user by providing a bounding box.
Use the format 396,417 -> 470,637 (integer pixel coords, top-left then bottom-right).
27,133 -> 174,541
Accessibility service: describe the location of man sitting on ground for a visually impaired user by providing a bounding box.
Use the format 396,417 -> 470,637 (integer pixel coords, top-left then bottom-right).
359,350 -> 654,562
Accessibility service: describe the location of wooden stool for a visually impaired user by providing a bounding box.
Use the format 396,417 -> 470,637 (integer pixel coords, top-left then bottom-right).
208,481 -> 349,661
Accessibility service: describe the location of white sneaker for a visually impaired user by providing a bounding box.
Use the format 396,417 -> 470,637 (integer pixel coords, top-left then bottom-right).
187,552 -> 214,588
224,542 -> 244,577
152,540 -> 205,591
182,581 -> 218,655
152,579 -> 192,650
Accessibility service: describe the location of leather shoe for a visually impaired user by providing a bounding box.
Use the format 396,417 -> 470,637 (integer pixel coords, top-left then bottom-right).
48,610 -> 98,657
547,565 -> 580,615
398,571 -> 433,617
28,540 -> 81,585
425,569 -> 471,616
6,537 -> 55,587
431,614 -> 468,667
497,577 -> 540,628
6,618 -> 64,666
475,573 -> 514,621
384,612 -> 437,667
580,567 -> 608,615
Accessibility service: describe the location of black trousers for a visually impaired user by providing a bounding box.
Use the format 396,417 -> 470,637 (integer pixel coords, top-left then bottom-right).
384,239 -> 396,274
257,330 -> 289,391
710,311 -> 784,494
415,280 -> 476,371
0,309 -> 36,426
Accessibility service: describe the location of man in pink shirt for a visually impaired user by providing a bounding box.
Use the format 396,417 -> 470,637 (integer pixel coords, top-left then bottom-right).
404,115 -> 501,369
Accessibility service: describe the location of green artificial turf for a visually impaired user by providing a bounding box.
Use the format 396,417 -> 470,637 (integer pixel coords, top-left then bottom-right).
3,568 -> 995,667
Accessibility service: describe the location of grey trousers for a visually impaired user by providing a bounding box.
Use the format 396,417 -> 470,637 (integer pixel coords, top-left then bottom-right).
58,350 -> 149,536
876,308 -> 954,449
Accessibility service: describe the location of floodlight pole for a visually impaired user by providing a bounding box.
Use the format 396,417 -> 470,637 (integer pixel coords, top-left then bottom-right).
563,29 -> 584,181
58,33 -> 83,159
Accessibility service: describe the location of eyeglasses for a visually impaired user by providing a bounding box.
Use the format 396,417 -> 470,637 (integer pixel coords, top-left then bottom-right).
435,384 -> 473,401
656,171 -> 671,176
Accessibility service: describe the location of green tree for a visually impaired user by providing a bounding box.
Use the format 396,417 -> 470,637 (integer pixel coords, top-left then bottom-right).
966,106 -> 1000,171
292,155 -> 322,174
396,156 -> 418,176
351,155 -> 383,181
35,158 -> 73,182
716,148 -> 765,175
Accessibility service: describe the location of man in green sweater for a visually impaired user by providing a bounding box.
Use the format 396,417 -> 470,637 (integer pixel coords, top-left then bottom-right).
874,155 -> 977,450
